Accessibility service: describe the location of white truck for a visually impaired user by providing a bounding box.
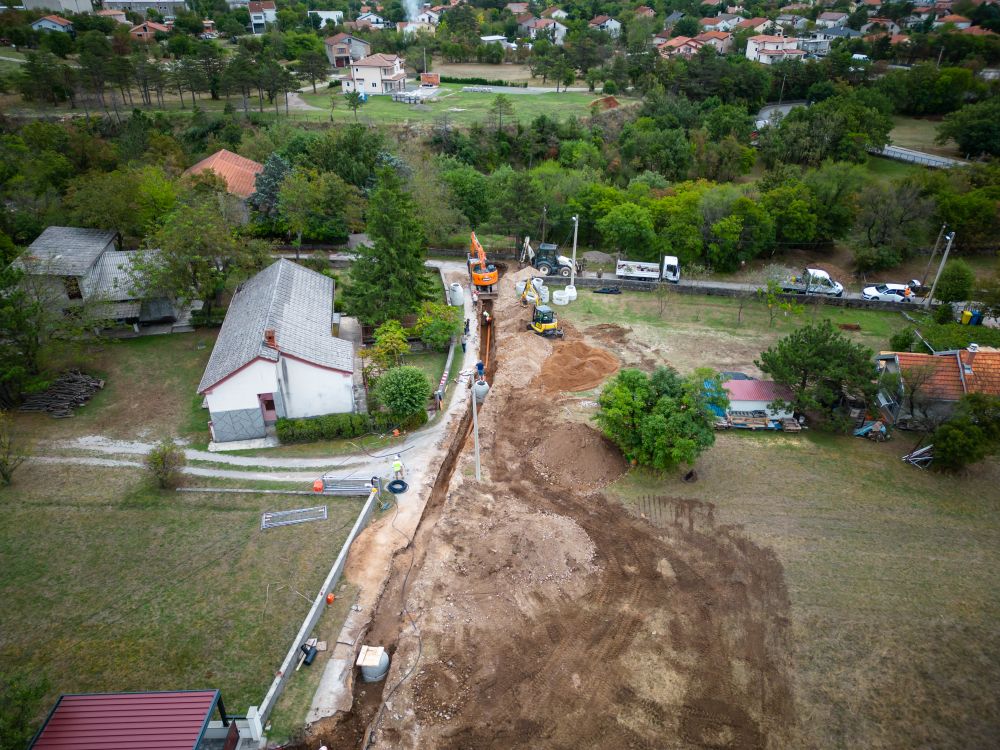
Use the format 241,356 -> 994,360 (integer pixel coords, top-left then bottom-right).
615,256 -> 681,283
780,268 -> 844,296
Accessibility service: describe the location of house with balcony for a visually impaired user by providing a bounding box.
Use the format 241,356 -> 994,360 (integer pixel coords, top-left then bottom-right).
745,34 -> 805,64
343,53 -> 407,95
325,32 -> 371,67
248,0 -> 276,34
589,15 -> 622,36
695,30 -> 733,52
659,35 -> 705,58
356,11 -> 388,28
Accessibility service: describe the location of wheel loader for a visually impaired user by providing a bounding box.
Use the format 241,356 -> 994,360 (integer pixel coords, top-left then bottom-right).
527,304 -> 564,338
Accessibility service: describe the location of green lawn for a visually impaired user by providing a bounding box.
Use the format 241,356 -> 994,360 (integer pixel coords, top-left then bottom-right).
890,114 -> 958,156
863,153 -> 924,182
606,431 -> 1000,748
16,329 -> 218,450
301,83 -> 631,125
0,465 -> 363,729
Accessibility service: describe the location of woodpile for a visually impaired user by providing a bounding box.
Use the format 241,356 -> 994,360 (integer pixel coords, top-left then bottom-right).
19,370 -> 104,418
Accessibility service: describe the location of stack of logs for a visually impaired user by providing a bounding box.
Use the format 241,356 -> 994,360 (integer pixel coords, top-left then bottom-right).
19,370 -> 104,418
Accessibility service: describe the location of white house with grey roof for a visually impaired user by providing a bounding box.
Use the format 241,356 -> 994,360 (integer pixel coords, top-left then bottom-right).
15,226 -> 173,325
197,259 -> 355,444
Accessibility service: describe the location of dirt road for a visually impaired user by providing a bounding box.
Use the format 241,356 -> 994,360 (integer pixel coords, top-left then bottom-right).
311,268 -> 796,749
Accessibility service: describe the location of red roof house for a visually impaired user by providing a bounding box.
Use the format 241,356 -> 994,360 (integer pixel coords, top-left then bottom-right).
30,690 -> 234,750
183,149 -> 264,199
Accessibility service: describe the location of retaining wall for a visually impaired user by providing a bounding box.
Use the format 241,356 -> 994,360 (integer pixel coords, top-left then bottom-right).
257,487 -> 382,724
543,275 -> 929,312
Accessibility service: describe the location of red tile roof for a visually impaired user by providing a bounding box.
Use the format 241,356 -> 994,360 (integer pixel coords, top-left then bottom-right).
938,14 -> 971,22
962,25 -> 997,34
30,691 -> 220,750
183,149 -> 263,199
353,52 -> 401,67
724,380 -> 795,404
893,349 -> 1000,400
590,14 -> 611,25
39,14 -> 73,26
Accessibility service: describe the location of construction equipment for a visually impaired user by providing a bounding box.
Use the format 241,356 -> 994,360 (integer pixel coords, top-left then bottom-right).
520,236 -> 579,278
526,304 -> 564,338
468,232 -> 499,298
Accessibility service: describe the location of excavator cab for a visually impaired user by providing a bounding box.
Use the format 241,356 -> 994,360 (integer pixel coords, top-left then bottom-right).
527,305 -> 564,338
469,232 -> 499,295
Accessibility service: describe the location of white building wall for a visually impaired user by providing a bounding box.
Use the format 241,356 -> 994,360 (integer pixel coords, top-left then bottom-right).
280,357 -> 354,417
729,399 -> 793,419
204,358 -> 277,413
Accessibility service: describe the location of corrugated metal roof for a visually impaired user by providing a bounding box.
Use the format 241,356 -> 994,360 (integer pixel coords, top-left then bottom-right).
198,259 -> 353,393
724,379 -> 795,403
30,690 -> 219,750
18,227 -> 117,277
182,149 -> 263,199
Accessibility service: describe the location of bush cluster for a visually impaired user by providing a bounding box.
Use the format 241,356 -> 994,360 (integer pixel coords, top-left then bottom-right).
276,410 -> 427,444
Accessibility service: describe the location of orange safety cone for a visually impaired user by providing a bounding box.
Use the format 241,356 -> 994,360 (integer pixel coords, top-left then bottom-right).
313,479 -> 324,493
326,593 -> 335,605
392,429 -> 400,437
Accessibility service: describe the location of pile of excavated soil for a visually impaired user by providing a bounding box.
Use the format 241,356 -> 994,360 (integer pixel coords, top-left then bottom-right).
540,340 -> 620,392
585,322 -> 632,344
531,422 -> 627,490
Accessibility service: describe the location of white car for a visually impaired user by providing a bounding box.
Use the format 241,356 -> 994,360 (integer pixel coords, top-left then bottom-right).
862,283 -> 915,302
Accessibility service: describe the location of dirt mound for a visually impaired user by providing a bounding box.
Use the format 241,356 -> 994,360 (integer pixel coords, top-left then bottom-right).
532,422 -> 627,490
540,340 -> 619,392
585,323 -> 631,344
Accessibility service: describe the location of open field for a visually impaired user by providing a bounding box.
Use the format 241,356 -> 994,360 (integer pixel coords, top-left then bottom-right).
0,463 -> 363,725
863,153 -> 925,182
890,115 -> 959,157
15,329 -> 217,450
610,430 -> 1000,747
301,83 -> 629,126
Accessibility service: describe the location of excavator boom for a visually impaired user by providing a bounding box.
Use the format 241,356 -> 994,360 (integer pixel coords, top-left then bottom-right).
469,231 -> 499,289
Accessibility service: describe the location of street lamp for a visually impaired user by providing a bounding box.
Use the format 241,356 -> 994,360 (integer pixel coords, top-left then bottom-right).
925,231 -> 956,308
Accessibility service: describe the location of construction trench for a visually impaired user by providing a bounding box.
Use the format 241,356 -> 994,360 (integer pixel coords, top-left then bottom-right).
302,268 -> 796,750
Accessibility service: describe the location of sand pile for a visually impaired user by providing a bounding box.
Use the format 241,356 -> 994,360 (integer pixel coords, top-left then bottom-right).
540,340 -> 620,392
532,422 -> 627,490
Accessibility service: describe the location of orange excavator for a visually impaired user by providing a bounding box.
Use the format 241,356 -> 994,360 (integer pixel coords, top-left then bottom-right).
468,232 -> 499,298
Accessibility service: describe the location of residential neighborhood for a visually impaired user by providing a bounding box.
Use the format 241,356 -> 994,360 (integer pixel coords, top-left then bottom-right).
1,0 -> 1000,748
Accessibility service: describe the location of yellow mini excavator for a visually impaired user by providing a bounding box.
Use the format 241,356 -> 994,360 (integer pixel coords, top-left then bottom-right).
527,304 -> 564,338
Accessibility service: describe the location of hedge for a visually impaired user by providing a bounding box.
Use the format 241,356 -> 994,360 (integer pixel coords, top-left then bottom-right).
275,410 -> 428,444
918,321 -> 1000,353
438,75 -> 529,88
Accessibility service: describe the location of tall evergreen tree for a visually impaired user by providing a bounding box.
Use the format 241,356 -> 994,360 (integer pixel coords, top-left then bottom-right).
248,153 -> 291,219
345,167 -> 428,324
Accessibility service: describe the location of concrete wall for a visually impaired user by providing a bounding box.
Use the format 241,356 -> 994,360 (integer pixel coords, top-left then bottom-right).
211,406 -> 266,442
281,357 -> 354,417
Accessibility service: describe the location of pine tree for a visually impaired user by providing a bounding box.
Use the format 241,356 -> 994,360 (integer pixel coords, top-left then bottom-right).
345,167 -> 428,324
248,153 -> 291,219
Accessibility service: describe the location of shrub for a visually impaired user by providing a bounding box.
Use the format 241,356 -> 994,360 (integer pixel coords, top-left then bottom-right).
372,366 -> 433,417
935,259 -> 975,303
274,408 -> 429,444
438,75 -> 528,88
145,439 -> 186,489
602,80 -> 617,95
920,319 -> 1000,351
0,411 -> 26,487
889,328 -> 916,352
416,301 -> 462,352
933,301 -> 955,324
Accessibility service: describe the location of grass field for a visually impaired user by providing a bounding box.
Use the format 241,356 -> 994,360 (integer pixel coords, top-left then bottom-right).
608,431 -> 1000,747
301,83 -> 627,126
16,330 -> 217,450
560,289 -> 1000,745
863,153 -> 924,182
890,115 -> 959,157
0,464 -> 363,726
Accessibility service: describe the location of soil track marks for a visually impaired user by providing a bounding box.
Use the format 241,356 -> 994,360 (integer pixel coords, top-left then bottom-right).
314,269 -> 795,749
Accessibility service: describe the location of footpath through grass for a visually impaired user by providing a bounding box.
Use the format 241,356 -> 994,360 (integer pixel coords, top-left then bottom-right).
608,431 -> 1000,748
0,464 -> 363,729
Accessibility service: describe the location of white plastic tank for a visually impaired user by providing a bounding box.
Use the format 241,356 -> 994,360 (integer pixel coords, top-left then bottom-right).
448,282 -> 464,307
515,280 -> 527,296
551,290 -> 569,305
531,277 -> 545,294
357,645 -> 390,683
473,378 -> 490,403
564,285 -> 577,301
539,286 -> 550,303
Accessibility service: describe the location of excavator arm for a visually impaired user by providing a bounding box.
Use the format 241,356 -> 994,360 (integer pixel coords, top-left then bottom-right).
469,231 -> 499,288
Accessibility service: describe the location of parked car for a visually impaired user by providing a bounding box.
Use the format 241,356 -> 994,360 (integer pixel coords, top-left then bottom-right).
862,281 -> 919,302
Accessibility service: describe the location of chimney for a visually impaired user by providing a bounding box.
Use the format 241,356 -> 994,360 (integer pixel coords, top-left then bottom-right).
264,328 -> 277,349
967,343 -> 978,368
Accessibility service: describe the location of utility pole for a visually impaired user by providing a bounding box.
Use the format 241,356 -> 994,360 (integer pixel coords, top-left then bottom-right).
570,215 -> 579,287
777,73 -> 786,106
540,206 -> 547,244
920,224 -> 947,288
925,231 -> 956,308
423,47 -> 427,74
471,386 -> 481,482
